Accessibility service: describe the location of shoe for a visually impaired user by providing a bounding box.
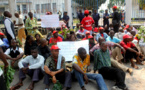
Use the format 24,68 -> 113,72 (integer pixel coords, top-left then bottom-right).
112,86 -> 122,90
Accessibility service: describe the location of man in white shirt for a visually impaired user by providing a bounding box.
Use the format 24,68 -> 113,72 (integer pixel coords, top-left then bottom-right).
3,11 -> 16,44
11,46 -> 44,90
0,39 -> 8,90
14,13 -> 26,44
4,39 -> 24,69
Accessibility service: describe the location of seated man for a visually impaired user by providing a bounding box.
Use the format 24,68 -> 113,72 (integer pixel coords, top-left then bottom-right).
106,30 -> 121,43
96,27 -> 108,41
11,46 -> 44,90
120,34 -> 143,69
90,37 -> 133,74
114,28 -> 125,40
94,42 -> 127,90
38,38 -> 51,60
0,32 -> 9,52
49,31 -> 62,45
76,25 -> 85,39
4,39 -> 24,69
73,47 -> 107,90
44,45 -> 71,90
82,31 -> 91,40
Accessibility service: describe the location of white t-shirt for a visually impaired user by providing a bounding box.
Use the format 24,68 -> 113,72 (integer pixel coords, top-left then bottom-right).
16,17 -> 24,30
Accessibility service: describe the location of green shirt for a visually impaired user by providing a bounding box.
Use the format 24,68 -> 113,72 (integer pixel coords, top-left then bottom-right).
25,17 -> 37,30
45,56 -> 65,71
94,49 -> 111,71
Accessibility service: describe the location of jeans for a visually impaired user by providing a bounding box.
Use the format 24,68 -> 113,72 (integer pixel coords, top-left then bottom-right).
74,70 -> 108,90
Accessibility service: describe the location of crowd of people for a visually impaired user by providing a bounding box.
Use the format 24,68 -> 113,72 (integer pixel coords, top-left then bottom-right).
0,5 -> 144,90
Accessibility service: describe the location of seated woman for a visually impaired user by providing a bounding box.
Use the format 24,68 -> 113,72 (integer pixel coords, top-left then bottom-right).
24,35 -> 38,56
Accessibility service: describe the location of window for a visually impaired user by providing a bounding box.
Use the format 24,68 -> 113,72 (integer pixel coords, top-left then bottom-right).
17,5 -> 20,12
41,3 -> 51,13
36,4 -> 40,13
22,4 -> 27,14
53,3 -> 57,13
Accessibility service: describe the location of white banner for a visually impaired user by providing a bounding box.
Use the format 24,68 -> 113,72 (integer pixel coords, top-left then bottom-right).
41,15 -> 59,28
57,40 -> 89,61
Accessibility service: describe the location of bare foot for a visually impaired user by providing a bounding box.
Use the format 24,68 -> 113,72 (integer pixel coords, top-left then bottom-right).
26,83 -> 34,90
131,65 -> 139,69
136,62 -> 144,65
10,82 -> 23,90
127,68 -> 133,75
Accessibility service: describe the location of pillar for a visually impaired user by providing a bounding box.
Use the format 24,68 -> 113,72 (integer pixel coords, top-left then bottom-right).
8,0 -> 17,21
125,0 -> 132,24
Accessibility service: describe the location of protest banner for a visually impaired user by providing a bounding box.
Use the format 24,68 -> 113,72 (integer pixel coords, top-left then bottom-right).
41,15 -> 59,28
57,40 -> 89,61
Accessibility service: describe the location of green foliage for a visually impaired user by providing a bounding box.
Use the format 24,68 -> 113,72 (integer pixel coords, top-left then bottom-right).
138,0 -> 145,10
58,28 -> 73,39
137,26 -> 145,42
52,80 -> 62,90
72,0 -> 106,9
4,66 -> 15,90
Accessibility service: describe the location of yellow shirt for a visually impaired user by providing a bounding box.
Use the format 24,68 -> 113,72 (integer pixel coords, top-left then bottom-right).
73,54 -> 90,73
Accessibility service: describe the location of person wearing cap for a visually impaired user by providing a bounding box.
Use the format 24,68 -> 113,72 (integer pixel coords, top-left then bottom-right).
0,32 -> 9,52
82,31 -> 91,40
81,10 -> 95,35
14,12 -> 26,44
124,25 -> 132,35
63,12 -> 69,28
92,10 -> 100,27
114,27 -> 125,40
76,25 -> 85,39
120,34 -> 144,69
72,47 -> 107,90
49,30 -> 62,45
78,10 -> 85,23
94,42 -> 128,90
106,30 -> 121,43
112,6 -> 120,33
11,46 -> 44,90
95,27 -> 108,41
103,10 -> 109,29
25,12 -> 43,39
44,45 -> 71,90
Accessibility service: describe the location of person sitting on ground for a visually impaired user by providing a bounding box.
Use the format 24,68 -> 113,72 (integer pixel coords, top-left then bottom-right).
74,23 -> 80,32
35,34 -> 41,46
120,34 -> 144,69
4,39 -> 24,69
96,27 -> 108,41
24,35 -> 38,56
114,27 -> 125,40
90,37 -> 133,74
124,25 -> 132,35
72,47 -> 107,90
82,31 -> 91,40
106,30 -> 121,43
76,25 -> 85,39
11,46 -> 44,90
44,45 -> 71,90
94,42 -> 128,90
0,32 -> 9,52
64,33 -> 70,41
38,38 -> 51,60
49,31 -> 62,45
104,25 -> 110,34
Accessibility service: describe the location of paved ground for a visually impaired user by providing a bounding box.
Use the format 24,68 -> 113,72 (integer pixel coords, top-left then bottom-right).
10,62 -> 145,90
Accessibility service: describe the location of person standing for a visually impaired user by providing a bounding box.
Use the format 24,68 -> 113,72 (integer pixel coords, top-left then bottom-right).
78,10 -> 85,23
14,13 -> 26,43
3,11 -> 16,44
112,6 -> 120,33
81,10 -> 94,35
25,12 -> 43,38
92,10 -> 100,27
103,10 -> 109,29
58,10 -> 62,20
63,12 -> 69,28
23,16 -> 28,36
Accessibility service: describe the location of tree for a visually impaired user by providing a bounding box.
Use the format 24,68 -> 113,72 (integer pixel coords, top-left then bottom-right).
107,0 -> 125,11
72,0 -> 106,10
138,0 -> 145,10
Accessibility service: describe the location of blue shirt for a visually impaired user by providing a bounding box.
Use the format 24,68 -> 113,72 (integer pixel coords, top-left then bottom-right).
96,33 -> 108,41
106,36 -> 121,43
0,38 -> 9,48
103,13 -> 109,22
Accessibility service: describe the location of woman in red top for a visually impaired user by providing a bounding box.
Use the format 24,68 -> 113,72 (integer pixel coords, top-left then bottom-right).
81,10 -> 94,35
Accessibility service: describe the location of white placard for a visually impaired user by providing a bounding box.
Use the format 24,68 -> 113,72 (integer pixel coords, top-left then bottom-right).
57,40 -> 89,61
41,15 -> 59,28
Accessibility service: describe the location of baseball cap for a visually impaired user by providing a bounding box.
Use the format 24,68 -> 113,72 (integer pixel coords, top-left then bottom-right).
84,10 -> 89,14
86,31 -> 90,35
0,32 -> 4,35
99,27 -> 104,30
124,25 -> 130,30
123,34 -> 132,40
50,45 -> 60,50
53,31 -> 58,35
113,6 -> 117,9
88,35 -> 93,39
